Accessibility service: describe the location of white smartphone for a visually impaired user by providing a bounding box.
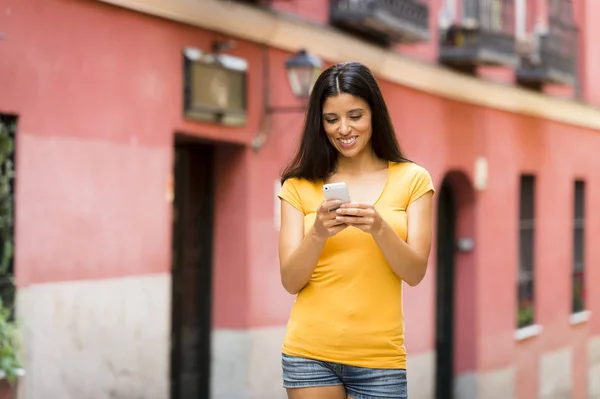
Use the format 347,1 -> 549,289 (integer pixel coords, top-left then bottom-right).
323,182 -> 351,211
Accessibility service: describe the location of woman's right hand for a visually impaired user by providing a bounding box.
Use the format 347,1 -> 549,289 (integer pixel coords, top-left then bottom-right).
312,199 -> 347,240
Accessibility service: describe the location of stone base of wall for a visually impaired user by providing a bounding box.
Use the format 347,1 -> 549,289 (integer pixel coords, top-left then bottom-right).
15,273 -> 290,399
211,327 -> 287,399
477,366 -> 516,399
590,336 -> 600,399
454,372 -> 477,399
407,351 -> 435,399
16,276 -> 599,399
16,274 -> 171,399
407,355 -> 514,399
539,347 -> 573,399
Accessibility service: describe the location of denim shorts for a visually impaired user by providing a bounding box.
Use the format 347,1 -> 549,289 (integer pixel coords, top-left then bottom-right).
281,353 -> 408,399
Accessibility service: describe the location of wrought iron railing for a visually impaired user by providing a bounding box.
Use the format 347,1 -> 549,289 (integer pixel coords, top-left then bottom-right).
330,0 -> 430,44
540,22 -> 577,74
517,0 -> 578,87
462,0 -> 515,34
542,0 -> 578,76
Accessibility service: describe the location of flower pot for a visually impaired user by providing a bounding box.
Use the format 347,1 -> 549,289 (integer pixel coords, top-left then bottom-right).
0,378 -> 14,399
0,370 -> 23,399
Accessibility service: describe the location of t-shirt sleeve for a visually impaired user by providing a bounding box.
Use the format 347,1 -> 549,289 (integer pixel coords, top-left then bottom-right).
277,178 -> 304,213
408,165 -> 435,205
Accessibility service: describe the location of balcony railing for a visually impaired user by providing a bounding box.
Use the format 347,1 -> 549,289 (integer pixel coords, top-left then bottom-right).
439,0 -> 517,71
517,0 -> 578,88
330,0 -> 430,45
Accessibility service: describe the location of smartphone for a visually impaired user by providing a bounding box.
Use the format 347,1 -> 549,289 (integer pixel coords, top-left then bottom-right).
323,182 -> 351,211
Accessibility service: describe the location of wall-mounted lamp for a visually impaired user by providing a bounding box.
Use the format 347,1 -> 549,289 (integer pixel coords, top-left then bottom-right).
285,49 -> 323,99
252,47 -> 323,151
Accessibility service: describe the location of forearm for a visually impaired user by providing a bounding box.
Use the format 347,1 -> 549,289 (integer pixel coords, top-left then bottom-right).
371,221 -> 428,286
280,227 -> 326,294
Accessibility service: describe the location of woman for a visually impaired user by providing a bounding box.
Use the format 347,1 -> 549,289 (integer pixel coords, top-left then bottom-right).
277,61 -> 435,399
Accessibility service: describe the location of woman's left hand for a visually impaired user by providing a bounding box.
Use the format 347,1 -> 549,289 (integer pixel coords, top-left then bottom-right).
335,203 -> 384,234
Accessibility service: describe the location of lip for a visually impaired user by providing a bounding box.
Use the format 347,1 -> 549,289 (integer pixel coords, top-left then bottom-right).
337,136 -> 358,148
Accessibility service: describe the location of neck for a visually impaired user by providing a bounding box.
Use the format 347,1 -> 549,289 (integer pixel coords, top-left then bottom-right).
336,147 -> 386,175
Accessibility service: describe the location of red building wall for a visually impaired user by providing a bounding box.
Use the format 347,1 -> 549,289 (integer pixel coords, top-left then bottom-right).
1,0 -> 599,398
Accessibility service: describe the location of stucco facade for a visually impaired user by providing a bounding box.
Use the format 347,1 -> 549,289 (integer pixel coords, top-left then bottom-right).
1,0 -> 599,398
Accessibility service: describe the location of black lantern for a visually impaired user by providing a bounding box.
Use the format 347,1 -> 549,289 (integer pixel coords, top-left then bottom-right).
252,48 -> 323,151
285,49 -> 323,99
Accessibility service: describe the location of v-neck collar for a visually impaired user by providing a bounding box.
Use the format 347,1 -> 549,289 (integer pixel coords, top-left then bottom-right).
320,161 -> 392,205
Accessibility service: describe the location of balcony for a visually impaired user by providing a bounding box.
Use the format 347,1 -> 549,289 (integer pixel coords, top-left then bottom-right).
516,4 -> 578,88
330,0 -> 430,45
439,0 -> 517,72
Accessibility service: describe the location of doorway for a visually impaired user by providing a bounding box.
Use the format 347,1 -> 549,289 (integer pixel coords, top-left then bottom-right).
170,138 -> 215,399
435,178 -> 456,399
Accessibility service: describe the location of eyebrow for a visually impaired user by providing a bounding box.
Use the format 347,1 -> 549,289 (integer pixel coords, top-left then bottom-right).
322,108 -> 364,116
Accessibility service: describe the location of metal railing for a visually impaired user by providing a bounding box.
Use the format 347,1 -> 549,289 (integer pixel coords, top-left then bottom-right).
330,0 -> 430,43
542,0 -> 578,73
463,0 -> 515,34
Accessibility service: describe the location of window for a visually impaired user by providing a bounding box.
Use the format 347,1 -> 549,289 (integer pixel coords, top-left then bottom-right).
517,175 -> 535,328
572,180 -> 585,313
0,114 -> 16,315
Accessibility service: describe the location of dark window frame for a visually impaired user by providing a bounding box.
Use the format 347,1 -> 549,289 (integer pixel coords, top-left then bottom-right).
517,174 -> 535,329
572,180 -> 585,314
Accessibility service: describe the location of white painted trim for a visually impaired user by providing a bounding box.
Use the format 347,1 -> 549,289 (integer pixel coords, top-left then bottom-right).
0,369 -> 25,380
514,324 -> 543,341
515,0 -> 527,39
94,0 -> 600,131
569,310 -> 591,325
438,0 -> 456,30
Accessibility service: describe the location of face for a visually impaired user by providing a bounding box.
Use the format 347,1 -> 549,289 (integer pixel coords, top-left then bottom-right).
322,93 -> 373,159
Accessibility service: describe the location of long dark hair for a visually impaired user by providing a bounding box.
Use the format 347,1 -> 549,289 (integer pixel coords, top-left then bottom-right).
281,61 -> 409,184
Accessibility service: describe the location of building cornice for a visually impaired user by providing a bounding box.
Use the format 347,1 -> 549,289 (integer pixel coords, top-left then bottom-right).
95,0 -> 600,130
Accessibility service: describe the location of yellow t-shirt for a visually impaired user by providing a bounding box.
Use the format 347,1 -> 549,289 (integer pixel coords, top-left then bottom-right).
277,161 -> 435,369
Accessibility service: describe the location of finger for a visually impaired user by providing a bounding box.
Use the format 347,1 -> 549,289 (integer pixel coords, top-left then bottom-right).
340,202 -> 373,209
336,208 -> 374,217
324,219 -> 345,228
319,210 -> 344,221
320,199 -> 342,212
336,216 -> 374,225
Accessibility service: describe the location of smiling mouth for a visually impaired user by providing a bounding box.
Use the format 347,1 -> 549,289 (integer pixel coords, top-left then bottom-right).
338,136 -> 358,147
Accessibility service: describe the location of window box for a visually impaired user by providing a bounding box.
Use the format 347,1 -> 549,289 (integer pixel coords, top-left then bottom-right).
330,0 -> 430,45
439,0 -> 518,72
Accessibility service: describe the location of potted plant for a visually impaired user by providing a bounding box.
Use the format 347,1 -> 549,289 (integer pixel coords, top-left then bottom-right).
0,298 -> 22,399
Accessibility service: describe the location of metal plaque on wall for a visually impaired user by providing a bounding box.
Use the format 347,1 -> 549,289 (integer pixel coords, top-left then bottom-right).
183,48 -> 248,126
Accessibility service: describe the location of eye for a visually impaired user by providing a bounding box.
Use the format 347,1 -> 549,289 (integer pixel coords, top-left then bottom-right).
325,118 -> 338,124
349,115 -> 362,121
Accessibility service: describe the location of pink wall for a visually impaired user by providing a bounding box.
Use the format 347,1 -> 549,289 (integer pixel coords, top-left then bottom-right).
579,0 -> 600,107
2,1 -> 600,395
0,0 -> 271,288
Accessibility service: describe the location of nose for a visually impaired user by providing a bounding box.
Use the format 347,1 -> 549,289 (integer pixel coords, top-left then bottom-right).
339,118 -> 352,135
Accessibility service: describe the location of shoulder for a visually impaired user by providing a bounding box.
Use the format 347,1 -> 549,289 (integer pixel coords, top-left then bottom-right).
388,161 -> 435,204
278,177 -> 322,214
281,177 -> 321,193
389,161 -> 432,181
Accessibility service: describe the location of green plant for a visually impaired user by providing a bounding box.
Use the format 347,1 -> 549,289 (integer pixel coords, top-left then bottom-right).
572,272 -> 585,313
0,117 -> 19,385
0,117 -> 14,314
0,118 -> 14,275
0,298 -> 21,385
517,299 -> 534,328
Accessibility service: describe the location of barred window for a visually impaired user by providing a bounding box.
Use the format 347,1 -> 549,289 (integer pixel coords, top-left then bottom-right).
517,175 -> 535,328
572,180 -> 585,313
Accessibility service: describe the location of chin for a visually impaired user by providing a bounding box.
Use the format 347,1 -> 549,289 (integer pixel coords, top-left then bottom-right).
337,146 -> 365,158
